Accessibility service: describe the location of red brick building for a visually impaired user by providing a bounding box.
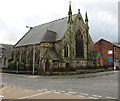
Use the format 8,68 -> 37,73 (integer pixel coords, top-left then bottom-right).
93,39 -> 120,68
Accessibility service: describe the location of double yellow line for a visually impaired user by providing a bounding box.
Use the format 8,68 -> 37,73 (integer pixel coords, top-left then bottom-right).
0,84 -> 8,91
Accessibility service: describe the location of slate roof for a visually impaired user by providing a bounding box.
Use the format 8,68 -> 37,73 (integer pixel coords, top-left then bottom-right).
41,30 -> 57,42
49,50 -> 59,60
15,14 -> 77,47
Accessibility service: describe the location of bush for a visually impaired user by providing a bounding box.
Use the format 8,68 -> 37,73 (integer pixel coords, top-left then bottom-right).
52,67 -> 76,72
2,70 -> 33,75
8,61 -> 21,70
8,61 -> 17,70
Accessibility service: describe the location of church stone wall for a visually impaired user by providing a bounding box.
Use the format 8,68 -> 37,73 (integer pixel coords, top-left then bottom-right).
13,12 -> 95,72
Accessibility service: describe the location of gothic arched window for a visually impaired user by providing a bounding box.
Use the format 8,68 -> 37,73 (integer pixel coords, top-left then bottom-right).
76,30 -> 84,58
64,43 -> 69,57
21,50 -> 26,64
35,48 -> 40,65
28,48 -> 33,64
16,50 -> 20,61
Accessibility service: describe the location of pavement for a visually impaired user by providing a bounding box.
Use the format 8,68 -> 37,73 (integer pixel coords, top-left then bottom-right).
2,87 -> 87,100
9,70 -> 117,79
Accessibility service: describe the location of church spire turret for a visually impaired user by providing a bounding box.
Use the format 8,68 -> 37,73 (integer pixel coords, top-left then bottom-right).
85,12 -> 88,22
68,1 -> 72,16
85,12 -> 89,67
68,1 -> 73,24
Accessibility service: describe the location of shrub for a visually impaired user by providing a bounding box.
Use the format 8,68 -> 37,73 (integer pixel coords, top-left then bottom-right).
8,61 -> 21,70
8,61 -> 17,70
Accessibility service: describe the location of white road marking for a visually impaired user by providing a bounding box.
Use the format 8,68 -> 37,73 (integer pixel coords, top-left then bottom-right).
41,89 -> 48,91
89,97 -> 98,99
17,91 -> 51,99
37,90 -> 43,92
51,90 -> 56,92
79,93 -> 88,96
92,95 -> 102,97
68,89 -> 73,90
78,95 -> 85,97
53,92 -> 61,94
60,91 -> 66,93
64,93 -> 72,95
106,97 -> 116,99
68,91 -> 76,94
0,95 -> 4,98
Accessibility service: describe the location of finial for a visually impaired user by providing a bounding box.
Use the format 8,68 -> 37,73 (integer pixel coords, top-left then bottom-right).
68,1 -> 73,24
69,1 -> 71,5
78,9 -> 80,13
85,12 -> 88,22
68,1 -> 72,15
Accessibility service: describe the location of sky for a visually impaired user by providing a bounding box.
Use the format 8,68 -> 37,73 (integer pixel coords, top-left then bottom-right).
0,0 -> 119,45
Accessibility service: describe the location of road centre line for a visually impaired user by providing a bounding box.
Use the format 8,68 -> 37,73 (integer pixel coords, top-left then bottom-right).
59,90 -> 66,93
92,95 -> 102,97
53,92 -> 61,94
41,89 -> 48,91
106,97 -> 116,99
88,97 -> 98,99
51,90 -> 56,92
64,93 -> 72,95
17,91 -> 51,99
37,90 -> 43,92
68,91 -> 76,94
78,95 -> 85,97
79,93 -> 88,96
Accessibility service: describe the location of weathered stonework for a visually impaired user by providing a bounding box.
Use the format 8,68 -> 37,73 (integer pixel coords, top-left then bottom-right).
13,4 -> 97,73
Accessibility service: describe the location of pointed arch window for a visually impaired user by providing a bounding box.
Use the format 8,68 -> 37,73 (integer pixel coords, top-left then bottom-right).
64,43 -> 69,57
76,30 -> 84,58
35,48 -> 40,65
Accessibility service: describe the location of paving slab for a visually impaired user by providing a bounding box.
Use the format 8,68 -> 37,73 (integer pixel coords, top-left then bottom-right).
2,87 -> 87,99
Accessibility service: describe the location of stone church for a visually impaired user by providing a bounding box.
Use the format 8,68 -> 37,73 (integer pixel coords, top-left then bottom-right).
14,3 -> 98,72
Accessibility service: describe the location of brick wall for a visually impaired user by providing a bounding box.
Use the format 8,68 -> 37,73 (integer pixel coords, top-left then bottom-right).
93,39 -> 114,66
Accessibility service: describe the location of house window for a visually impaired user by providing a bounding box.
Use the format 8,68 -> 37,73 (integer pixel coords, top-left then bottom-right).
115,48 -> 118,52
76,30 -> 84,58
64,43 -> 69,57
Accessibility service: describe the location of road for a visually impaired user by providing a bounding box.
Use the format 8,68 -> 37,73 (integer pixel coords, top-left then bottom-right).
1,71 -> 119,100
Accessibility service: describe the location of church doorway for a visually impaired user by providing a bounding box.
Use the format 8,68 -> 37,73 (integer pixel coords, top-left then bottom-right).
45,59 -> 50,72
65,62 -> 70,70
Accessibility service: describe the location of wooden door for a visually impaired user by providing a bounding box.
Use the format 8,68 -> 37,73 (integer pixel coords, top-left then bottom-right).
45,59 -> 50,72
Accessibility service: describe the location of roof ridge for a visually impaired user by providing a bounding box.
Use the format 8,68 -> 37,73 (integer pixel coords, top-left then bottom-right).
34,14 -> 77,28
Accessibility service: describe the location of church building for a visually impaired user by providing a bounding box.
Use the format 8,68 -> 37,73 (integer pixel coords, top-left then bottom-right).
14,2 -> 97,72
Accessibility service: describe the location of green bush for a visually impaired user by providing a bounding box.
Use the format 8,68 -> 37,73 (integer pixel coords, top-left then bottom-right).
2,70 -> 33,74
8,61 -> 21,70
8,61 -> 17,70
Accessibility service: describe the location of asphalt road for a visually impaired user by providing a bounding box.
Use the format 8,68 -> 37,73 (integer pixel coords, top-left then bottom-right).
1,72 -> 119,100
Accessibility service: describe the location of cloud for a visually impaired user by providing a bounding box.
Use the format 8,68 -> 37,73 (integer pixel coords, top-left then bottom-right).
0,0 -> 118,44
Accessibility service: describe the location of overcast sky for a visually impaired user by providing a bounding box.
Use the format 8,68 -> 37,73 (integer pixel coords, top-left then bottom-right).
0,0 -> 119,45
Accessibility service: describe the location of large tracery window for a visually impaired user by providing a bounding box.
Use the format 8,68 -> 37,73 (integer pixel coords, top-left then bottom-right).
76,30 -> 84,58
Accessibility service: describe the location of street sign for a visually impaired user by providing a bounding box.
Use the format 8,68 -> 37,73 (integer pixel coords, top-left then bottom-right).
108,50 -> 113,54
108,57 -> 113,62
